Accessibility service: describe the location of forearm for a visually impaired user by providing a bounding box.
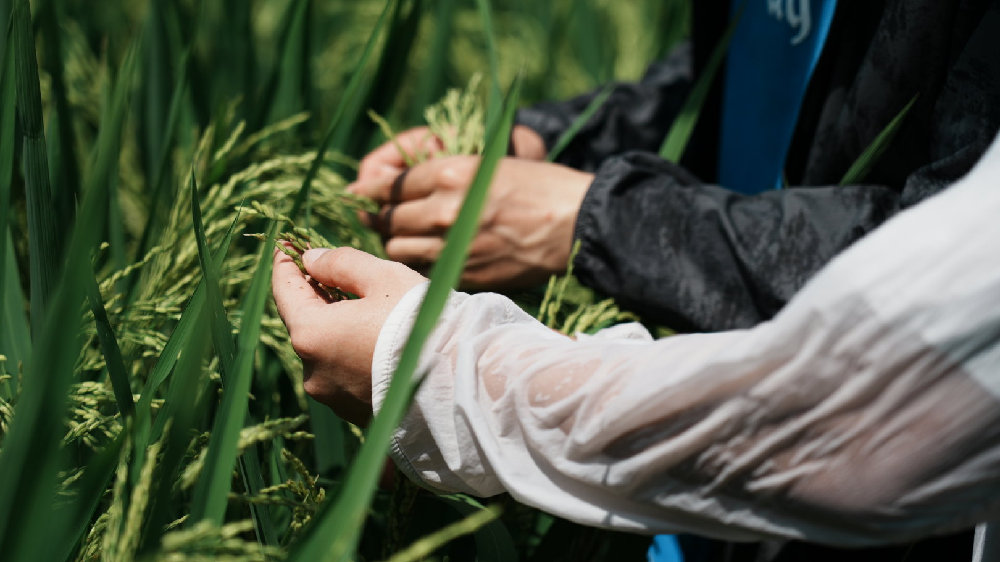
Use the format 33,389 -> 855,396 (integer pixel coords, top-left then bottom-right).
372,143 -> 1000,544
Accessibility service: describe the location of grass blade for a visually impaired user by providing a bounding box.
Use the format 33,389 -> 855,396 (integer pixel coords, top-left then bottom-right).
329,0 -> 423,162
659,9 -> 740,163
187,178 -> 278,543
1,234 -> 29,397
189,170 -> 237,375
408,0 -> 457,123
0,18 -> 16,358
290,0 -> 396,222
0,33 -> 138,561
141,223 -> 236,448
49,433 -> 126,562
353,0 -> 424,153
138,308 -> 213,555
132,48 -> 190,268
13,0 -> 59,338
288,75 -> 522,562
385,504 -> 503,562
188,222 -> 277,526
265,0 -> 310,125
474,0 -> 501,118
840,95 -> 918,185
438,494 -> 518,562
0,46 -> 124,562
37,0 -> 81,232
86,266 -> 135,418
545,84 -> 613,163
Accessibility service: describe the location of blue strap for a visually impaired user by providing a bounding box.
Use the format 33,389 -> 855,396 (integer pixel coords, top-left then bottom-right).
717,0 -> 838,193
648,534 -> 685,562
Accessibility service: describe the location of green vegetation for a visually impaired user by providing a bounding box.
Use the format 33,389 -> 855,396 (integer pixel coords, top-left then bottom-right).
0,0 -> 687,560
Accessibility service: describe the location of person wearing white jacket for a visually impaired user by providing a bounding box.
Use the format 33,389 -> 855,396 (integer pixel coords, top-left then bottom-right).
271,133 -> 1000,552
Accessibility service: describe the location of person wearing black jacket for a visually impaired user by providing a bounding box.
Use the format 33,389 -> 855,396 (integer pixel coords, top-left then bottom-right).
517,0 -> 1000,333
345,0 -> 1000,559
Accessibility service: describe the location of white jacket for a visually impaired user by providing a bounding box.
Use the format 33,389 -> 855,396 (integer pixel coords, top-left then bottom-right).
371,134 -> 1000,551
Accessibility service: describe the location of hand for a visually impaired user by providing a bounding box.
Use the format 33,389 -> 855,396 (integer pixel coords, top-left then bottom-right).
349,156 -> 593,290
271,246 -> 427,426
354,125 -> 548,185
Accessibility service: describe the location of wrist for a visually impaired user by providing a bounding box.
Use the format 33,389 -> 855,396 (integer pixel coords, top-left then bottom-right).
371,282 -> 432,416
549,168 -> 593,274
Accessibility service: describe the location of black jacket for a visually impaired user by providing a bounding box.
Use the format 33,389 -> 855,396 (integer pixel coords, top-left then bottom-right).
517,0 -> 1000,333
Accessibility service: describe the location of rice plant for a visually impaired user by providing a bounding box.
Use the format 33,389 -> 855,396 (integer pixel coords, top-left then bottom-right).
0,0 -> 687,560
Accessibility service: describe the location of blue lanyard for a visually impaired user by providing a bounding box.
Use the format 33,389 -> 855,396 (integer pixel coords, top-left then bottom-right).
717,0 -> 838,194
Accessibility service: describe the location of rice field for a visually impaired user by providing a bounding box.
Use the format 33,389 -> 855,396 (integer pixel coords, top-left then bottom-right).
0,0 -> 688,560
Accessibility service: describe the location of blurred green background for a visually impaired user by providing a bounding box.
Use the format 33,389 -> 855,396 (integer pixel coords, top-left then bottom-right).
0,0 -> 690,560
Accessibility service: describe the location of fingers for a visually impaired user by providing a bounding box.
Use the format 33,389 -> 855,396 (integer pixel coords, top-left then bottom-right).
384,236 -> 445,266
356,127 -> 445,182
349,155 -> 477,205
272,247 -> 329,328
369,196 -> 461,238
302,247 -> 424,298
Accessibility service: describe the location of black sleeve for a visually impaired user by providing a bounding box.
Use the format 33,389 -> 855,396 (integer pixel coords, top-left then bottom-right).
572,154 -> 898,332
572,1 -> 1000,333
515,43 -> 693,172
573,137 -> 993,333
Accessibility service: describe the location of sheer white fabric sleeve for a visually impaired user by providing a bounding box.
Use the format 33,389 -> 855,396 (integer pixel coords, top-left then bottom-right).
371,138 -> 1000,546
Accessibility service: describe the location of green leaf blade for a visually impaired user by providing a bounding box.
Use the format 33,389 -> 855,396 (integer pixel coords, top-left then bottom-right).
289,75 -> 522,562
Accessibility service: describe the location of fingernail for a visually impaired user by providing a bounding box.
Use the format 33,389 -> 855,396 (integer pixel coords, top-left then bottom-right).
302,248 -> 329,267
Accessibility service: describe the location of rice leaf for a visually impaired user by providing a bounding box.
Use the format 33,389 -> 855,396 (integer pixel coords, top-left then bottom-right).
190,170 -> 237,375
545,84 -> 613,163
188,174 -> 278,543
0,1 -> 8,56
86,266 -> 135,418
438,494 -> 517,562
218,0 -> 255,120
141,226 -> 236,447
138,309 -> 213,555
50,433 -> 126,562
291,0 -> 396,222
0,20 -> 16,356
13,0 -> 59,338
84,43 -> 138,272
132,48 -> 190,273
1,234 -> 29,399
139,0 -> 174,179
0,31 -> 138,559
567,3 -> 613,85
328,0 -> 421,161
309,397 -> 350,474
385,504 -> 503,562
189,221 -> 277,526
288,75 -> 522,562
265,0 -> 310,125
407,0 -> 457,123
255,0 -> 304,129
474,0 -> 502,118
353,0 -> 423,151
659,8 -> 740,163
37,0 -> 80,232
134,208 -> 238,492
840,95 -> 918,186
0,52 -> 120,562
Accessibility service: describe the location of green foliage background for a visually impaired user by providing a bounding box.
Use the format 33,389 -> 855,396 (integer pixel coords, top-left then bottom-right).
0,0 -> 689,560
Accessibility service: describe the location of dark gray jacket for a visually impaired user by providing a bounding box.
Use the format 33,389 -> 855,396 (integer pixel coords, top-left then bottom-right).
518,0 -> 1000,333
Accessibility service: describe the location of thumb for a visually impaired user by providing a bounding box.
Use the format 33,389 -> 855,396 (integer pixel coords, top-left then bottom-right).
302,247 -> 391,297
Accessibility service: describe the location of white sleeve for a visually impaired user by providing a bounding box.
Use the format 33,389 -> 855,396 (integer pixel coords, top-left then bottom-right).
371,137 -> 1000,546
